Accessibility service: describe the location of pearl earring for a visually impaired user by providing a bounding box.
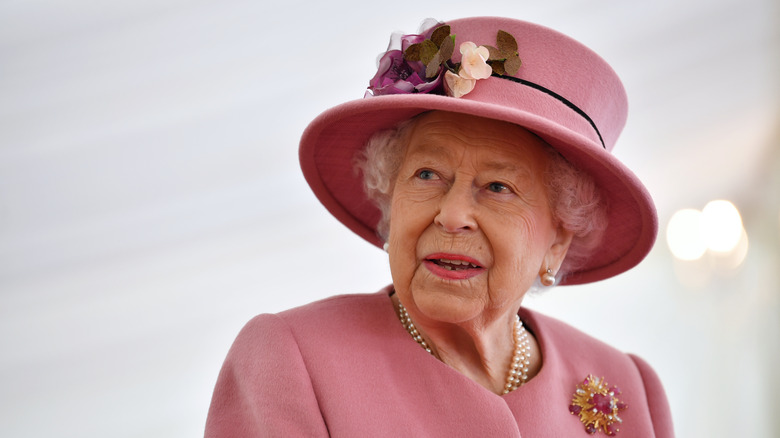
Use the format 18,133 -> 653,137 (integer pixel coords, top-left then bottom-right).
541,268 -> 556,286
383,242 -> 389,252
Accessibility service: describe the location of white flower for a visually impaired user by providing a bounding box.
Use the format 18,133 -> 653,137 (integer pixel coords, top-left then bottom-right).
443,70 -> 476,98
443,42 -> 494,98
458,41 -> 492,80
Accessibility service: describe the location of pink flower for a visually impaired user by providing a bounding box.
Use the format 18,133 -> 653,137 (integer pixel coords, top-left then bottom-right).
458,41 -> 492,80
443,70 -> 476,98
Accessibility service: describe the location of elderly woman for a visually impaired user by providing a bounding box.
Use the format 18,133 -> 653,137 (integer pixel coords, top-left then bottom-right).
206,17 -> 673,437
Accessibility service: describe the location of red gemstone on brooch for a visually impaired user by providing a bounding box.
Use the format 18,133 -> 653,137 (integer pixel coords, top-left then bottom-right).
569,375 -> 627,436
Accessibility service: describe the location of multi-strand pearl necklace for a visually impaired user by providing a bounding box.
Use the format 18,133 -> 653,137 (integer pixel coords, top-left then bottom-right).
504,314 -> 532,393
396,301 -> 532,394
397,301 -> 434,354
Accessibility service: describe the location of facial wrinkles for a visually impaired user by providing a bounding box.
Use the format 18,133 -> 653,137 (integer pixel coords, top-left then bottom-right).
410,121 -> 550,243
417,124 -> 544,195
392,112 -> 557,318
439,145 -> 547,230
472,141 -> 552,310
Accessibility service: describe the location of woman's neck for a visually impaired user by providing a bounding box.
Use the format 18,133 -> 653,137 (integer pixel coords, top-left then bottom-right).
391,294 -> 542,395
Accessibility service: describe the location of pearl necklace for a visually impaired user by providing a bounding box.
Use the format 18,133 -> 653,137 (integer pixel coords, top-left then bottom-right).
396,301 -> 532,394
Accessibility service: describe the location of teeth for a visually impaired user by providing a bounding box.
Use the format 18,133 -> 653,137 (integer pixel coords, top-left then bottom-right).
440,258 -> 463,265
437,258 -> 479,268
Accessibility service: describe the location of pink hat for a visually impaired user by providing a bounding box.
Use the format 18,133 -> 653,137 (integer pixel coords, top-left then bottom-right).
299,17 -> 658,285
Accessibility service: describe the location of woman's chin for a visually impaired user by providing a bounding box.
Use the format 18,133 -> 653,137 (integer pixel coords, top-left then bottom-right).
409,284 -> 485,325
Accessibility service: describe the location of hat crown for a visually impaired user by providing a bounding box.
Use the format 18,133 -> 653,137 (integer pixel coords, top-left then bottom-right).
441,17 -> 627,152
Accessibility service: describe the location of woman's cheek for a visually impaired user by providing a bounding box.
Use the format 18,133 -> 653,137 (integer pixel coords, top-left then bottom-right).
387,204 -> 417,283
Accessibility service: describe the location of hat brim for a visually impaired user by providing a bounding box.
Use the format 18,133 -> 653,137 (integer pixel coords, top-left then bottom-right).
300,77 -> 657,285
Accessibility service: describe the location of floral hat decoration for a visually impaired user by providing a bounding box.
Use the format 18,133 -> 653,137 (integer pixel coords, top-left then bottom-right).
299,17 -> 658,285
367,19 -> 522,99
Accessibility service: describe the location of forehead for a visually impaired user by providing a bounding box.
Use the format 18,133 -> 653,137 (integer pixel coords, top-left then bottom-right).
404,111 -> 551,169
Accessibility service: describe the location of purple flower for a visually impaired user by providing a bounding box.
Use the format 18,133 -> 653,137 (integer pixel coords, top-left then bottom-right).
368,49 -> 443,95
367,22 -> 446,97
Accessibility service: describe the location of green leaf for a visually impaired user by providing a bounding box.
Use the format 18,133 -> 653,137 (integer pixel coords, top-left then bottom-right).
430,25 -> 451,47
426,52 -> 443,78
438,33 -> 455,62
484,45 -> 503,61
418,39 -> 439,64
496,30 -> 518,56
490,60 -> 506,76
504,54 -> 521,76
405,43 -> 421,61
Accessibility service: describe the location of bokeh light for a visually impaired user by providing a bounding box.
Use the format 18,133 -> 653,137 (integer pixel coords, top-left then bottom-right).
701,200 -> 743,253
712,227 -> 749,270
666,200 -> 748,269
666,209 -> 707,260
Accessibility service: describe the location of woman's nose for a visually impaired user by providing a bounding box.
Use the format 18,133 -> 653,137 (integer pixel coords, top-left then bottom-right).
434,183 -> 477,233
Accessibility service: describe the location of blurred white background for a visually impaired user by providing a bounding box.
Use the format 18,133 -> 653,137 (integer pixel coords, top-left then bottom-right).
1,0 -> 778,437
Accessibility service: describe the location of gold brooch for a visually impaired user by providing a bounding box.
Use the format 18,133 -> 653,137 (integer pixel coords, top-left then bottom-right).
569,375 -> 627,435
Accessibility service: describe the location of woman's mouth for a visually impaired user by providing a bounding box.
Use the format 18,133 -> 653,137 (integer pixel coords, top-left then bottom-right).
423,254 -> 485,280
430,258 -> 481,271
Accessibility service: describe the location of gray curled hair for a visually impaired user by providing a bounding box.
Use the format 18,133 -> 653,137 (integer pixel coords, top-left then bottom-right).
353,118 -> 608,280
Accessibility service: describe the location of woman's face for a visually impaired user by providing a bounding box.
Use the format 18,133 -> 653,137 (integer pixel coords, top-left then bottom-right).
388,111 -> 571,326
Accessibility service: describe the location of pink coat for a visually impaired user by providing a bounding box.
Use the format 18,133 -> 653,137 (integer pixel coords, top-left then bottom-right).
206,287 -> 674,437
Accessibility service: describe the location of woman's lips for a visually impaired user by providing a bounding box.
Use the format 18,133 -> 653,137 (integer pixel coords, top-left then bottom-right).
423,253 -> 485,280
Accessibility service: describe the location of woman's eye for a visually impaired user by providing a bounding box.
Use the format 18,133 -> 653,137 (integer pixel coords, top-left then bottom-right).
487,182 -> 509,193
417,169 -> 436,180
